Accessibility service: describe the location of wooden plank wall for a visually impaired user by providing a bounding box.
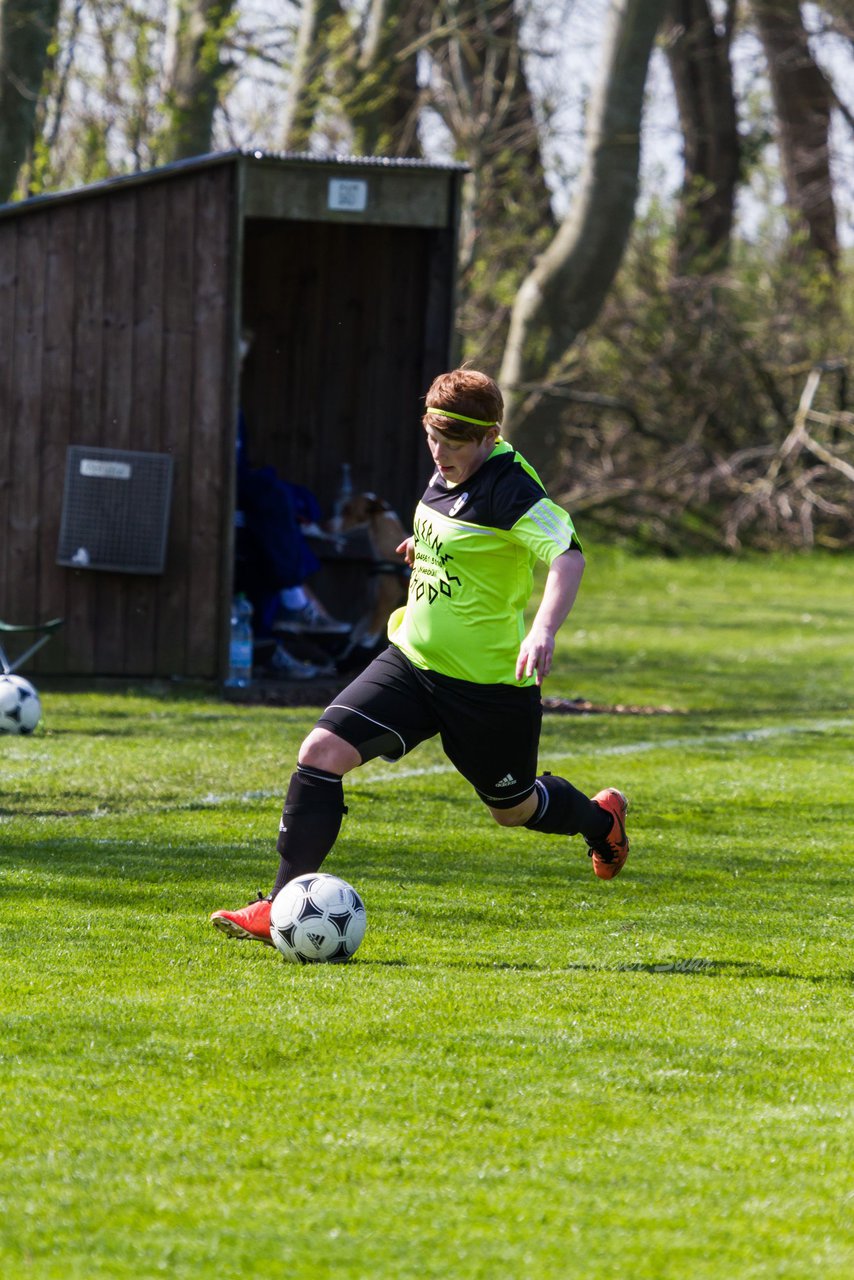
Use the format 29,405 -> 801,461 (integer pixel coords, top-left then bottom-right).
240,218 -> 453,524
0,165 -> 236,678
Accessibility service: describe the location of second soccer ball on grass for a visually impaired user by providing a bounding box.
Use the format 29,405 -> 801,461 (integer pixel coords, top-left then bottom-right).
0,675 -> 42,735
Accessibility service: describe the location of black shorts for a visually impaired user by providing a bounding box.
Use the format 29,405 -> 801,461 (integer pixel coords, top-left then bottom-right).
316,645 -> 542,808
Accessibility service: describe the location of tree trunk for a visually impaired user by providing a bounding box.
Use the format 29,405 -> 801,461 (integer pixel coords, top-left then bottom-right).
347,0 -> 425,156
752,0 -> 838,269
428,1 -> 555,363
279,0 -> 343,153
499,0 -> 668,435
0,0 -> 60,200
158,0 -> 236,163
663,0 -> 740,273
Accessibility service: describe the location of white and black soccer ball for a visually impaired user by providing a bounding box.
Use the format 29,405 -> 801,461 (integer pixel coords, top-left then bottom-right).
0,674 -> 42,735
269,873 -> 367,964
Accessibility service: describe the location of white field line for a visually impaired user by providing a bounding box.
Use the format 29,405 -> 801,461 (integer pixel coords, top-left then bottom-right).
190,715 -> 854,806
7,716 -> 849,824
363,716 -> 854,783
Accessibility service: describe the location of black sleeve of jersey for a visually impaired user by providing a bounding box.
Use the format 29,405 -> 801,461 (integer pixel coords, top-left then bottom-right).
483,453 -> 548,531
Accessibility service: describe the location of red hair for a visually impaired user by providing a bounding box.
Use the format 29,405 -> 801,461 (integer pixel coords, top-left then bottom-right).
423,369 -> 503,442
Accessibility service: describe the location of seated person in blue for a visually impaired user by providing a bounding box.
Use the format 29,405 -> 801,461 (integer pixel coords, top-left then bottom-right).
234,412 -> 349,687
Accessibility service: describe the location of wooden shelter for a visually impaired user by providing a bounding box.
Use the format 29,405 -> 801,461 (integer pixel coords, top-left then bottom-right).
0,151 -> 464,680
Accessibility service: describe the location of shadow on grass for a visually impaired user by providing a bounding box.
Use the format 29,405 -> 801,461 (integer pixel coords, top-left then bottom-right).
357,956 -> 853,985
612,958 -> 853,985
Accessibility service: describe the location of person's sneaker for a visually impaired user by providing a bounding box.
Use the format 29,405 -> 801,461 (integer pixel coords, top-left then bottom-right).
269,643 -> 322,680
210,893 -> 274,945
587,789 -> 630,880
273,599 -> 351,635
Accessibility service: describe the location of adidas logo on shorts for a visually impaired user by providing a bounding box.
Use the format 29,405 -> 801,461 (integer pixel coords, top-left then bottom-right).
494,773 -> 517,788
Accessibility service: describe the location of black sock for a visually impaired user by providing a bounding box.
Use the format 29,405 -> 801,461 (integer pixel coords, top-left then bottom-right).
523,774 -> 612,841
271,765 -> 347,897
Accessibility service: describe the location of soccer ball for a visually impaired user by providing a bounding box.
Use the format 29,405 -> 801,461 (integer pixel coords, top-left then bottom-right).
269,873 -> 367,964
0,675 -> 42,735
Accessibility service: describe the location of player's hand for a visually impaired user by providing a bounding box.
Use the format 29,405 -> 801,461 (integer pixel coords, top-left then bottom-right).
516,627 -> 556,686
396,536 -> 415,568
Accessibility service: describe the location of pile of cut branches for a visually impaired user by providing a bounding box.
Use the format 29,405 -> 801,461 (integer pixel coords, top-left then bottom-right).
549,362 -> 853,553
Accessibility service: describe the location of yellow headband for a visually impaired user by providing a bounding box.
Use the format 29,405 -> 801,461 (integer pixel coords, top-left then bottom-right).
425,405 -> 499,428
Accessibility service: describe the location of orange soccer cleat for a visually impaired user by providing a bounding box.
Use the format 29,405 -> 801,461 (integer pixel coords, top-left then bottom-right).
210,893 -> 274,945
587,788 -> 630,880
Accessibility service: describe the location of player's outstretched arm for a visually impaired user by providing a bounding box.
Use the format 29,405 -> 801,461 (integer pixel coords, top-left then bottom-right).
516,549 -> 585,686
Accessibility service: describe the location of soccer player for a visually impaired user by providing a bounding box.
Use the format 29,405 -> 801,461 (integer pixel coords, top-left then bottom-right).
211,369 -> 629,944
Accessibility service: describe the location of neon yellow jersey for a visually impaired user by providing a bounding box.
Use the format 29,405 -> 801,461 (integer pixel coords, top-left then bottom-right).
389,440 -> 580,685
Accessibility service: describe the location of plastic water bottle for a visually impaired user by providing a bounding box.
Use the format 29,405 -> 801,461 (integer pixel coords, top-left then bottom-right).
226,594 -> 253,688
330,463 -> 353,532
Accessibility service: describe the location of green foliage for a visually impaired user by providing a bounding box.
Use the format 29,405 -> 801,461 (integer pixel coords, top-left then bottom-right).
25,131 -> 53,196
1,552 -> 852,1277
198,3 -> 238,80
78,119 -> 114,184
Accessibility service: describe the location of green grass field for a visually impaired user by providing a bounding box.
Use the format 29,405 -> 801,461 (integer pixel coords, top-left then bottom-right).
1,549 -> 852,1279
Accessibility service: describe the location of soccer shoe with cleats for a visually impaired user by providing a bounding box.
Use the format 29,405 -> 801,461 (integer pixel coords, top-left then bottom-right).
587,788 -> 629,880
210,893 -> 274,945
